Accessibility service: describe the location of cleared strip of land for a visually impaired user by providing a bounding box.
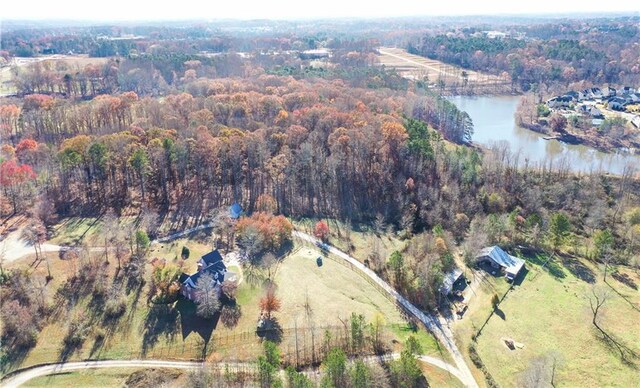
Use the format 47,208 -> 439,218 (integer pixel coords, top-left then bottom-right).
378,47 -> 510,92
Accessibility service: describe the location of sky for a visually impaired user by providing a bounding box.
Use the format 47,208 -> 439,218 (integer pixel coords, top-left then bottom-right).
1,0 -> 638,21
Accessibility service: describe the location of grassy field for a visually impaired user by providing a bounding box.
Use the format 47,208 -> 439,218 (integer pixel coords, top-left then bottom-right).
293,218 -> 406,266
0,66 -> 16,95
454,254 -> 640,387
275,246 -> 404,327
23,367 -> 184,387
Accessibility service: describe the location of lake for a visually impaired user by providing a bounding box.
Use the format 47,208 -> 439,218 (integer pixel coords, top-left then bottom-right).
449,95 -> 639,174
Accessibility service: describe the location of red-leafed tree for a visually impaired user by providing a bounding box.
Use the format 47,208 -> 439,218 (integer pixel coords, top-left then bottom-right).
259,286 -> 281,320
0,160 -> 37,214
314,220 -> 330,242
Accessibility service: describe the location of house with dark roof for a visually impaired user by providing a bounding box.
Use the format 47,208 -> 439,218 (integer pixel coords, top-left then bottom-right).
476,246 -> 525,281
604,87 -> 616,98
608,97 -> 627,111
622,86 -> 636,96
579,104 -> 604,119
179,250 -> 227,301
546,96 -> 572,108
590,87 -> 603,99
565,90 -> 578,100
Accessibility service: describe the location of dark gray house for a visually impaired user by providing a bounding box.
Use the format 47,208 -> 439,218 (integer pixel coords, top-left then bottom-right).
179,250 -> 227,301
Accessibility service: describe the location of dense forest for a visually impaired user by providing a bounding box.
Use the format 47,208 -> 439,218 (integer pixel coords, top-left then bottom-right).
408,19 -> 640,90
2,51 -> 639,311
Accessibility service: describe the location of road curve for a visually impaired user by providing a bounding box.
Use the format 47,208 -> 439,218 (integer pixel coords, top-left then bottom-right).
2,353 -> 467,387
1,360 -> 205,388
293,231 -> 478,388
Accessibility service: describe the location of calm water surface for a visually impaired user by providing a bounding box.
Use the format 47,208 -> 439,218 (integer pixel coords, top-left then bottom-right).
449,95 -> 639,174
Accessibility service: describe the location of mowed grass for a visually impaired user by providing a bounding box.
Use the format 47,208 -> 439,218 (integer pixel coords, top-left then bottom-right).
275,246 -> 404,328
23,367 -> 184,387
211,244 -> 443,362
293,218 -> 406,265
455,256 -> 640,387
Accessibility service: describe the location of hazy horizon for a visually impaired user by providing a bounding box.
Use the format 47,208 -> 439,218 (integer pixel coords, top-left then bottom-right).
2,0 -> 638,22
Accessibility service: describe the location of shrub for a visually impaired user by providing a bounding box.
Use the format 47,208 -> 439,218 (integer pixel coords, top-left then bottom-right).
104,296 -> 127,319
181,246 -> 190,259
64,314 -> 90,347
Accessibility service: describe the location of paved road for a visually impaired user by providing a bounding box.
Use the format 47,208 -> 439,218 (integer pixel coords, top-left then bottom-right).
293,231 -> 478,388
1,360 -> 207,388
2,353 -> 467,387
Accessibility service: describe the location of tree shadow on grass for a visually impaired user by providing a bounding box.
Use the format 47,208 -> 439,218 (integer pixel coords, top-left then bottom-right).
559,254 -> 596,284
594,327 -> 639,368
256,318 -> 283,344
141,304 -> 180,357
58,337 -> 84,363
88,334 -> 105,359
175,298 -> 218,345
0,343 -> 31,374
494,307 -> 506,320
523,253 -> 566,280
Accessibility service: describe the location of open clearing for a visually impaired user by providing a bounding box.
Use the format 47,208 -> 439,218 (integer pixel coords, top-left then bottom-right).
454,254 -> 640,387
377,47 -> 510,92
1,55 -> 109,97
292,218 -> 405,266
276,247 -> 404,327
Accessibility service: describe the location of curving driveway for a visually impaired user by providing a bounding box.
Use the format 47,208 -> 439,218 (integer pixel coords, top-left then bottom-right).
293,231 -> 478,388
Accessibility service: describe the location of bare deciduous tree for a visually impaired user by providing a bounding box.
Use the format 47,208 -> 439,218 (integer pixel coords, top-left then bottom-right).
195,273 -> 221,319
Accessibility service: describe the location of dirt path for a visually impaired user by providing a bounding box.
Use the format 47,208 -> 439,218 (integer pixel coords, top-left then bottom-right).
293,231 -> 478,388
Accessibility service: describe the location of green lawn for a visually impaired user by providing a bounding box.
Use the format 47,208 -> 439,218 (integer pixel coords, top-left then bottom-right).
455,254 -> 640,387
292,218 -> 406,265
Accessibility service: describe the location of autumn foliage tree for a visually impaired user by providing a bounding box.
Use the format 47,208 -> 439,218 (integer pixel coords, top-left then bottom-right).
314,220 -> 330,242
259,286 -> 281,320
0,160 -> 37,213
236,213 -> 293,253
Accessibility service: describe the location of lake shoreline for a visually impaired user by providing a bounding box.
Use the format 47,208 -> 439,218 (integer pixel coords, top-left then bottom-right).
448,95 -> 640,174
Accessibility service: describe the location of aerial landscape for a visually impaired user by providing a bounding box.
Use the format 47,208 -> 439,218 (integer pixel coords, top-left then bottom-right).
0,1 -> 639,387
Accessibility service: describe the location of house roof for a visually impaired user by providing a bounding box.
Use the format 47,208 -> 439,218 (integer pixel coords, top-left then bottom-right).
439,268 -> 463,295
183,261 -> 227,288
229,203 -> 243,219
477,246 -> 525,276
182,250 -> 227,289
201,250 -> 223,266
178,273 -> 190,283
